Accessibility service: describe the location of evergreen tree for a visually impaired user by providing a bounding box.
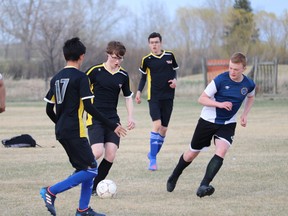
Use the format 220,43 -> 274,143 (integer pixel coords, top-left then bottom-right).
224,0 -> 259,55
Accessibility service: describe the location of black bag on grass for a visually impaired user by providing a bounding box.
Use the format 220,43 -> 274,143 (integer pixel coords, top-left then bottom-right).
1,134 -> 40,148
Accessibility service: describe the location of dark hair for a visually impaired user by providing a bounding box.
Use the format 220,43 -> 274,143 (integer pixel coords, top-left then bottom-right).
148,32 -> 162,42
230,52 -> 247,67
63,37 -> 86,61
106,41 -> 126,57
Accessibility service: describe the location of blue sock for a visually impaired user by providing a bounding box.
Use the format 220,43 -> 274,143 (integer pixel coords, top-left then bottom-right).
49,168 -> 97,195
79,178 -> 93,210
150,132 -> 158,159
157,134 -> 165,154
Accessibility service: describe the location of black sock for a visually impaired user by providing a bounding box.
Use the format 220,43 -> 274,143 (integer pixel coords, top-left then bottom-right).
92,158 -> 113,191
170,154 -> 191,180
200,154 -> 223,186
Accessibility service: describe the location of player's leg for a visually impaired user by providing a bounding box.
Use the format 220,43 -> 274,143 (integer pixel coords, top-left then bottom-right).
167,118 -> 215,192
148,101 -> 162,170
92,142 -> 118,195
41,138 -> 97,215
167,150 -> 198,192
88,123 -> 105,160
92,128 -> 120,195
196,123 -> 236,198
157,99 -> 173,154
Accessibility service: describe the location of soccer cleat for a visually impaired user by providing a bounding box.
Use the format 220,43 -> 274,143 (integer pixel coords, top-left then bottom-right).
196,185 -> 215,198
40,187 -> 56,216
75,207 -> 106,216
148,158 -> 157,171
166,175 -> 179,192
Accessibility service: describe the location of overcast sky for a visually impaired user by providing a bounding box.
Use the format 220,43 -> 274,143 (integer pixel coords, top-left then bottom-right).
117,0 -> 287,17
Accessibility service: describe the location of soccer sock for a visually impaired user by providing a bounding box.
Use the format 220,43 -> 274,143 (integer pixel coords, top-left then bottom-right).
79,177 -> 94,210
92,158 -> 113,191
157,133 -> 165,154
149,132 -> 158,159
200,154 -> 223,186
49,168 -> 97,195
170,154 -> 191,179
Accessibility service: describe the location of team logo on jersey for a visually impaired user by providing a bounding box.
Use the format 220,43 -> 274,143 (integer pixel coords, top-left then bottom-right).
225,85 -> 230,90
241,87 -> 248,95
166,60 -> 172,64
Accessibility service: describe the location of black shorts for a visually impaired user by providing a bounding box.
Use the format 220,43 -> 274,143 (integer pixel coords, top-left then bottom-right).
148,99 -> 174,127
88,121 -> 120,147
58,138 -> 97,171
190,118 -> 236,151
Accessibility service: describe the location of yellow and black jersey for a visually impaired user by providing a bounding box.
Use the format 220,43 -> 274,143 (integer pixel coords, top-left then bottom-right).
85,63 -> 133,126
44,67 -> 94,140
138,50 -> 179,101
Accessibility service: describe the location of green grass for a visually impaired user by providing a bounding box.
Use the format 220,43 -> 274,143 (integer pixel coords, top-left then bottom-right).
0,97 -> 287,216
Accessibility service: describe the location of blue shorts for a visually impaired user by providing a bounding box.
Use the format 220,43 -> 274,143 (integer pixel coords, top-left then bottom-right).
88,121 -> 120,147
190,118 -> 236,151
148,99 -> 174,127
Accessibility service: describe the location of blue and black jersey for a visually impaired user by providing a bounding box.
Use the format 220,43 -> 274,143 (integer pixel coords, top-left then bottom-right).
201,72 -> 256,124
138,50 -> 179,101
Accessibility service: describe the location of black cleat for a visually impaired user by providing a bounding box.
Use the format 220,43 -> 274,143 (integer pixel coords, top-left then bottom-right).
166,175 -> 179,192
91,190 -> 98,196
75,207 -> 105,216
196,185 -> 215,198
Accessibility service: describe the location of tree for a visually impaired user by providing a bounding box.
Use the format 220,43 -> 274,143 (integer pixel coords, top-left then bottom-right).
0,0 -> 42,62
0,0 -> 43,78
224,0 -> 259,56
174,1 -> 231,75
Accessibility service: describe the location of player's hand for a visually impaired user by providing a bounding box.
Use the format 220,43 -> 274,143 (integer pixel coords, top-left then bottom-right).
168,79 -> 177,89
219,101 -> 232,111
114,124 -> 127,137
240,115 -> 247,127
135,91 -> 141,104
127,119 -> 136,130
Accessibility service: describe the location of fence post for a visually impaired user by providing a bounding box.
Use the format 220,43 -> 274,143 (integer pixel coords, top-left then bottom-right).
202,57 -> 207,87
273,58 -> 278,94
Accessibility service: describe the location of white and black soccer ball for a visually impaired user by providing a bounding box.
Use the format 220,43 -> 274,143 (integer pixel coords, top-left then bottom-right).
96,179 -> 117,198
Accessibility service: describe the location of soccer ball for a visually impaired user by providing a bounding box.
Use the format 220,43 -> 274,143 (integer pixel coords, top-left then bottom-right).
96,179 -> 117,198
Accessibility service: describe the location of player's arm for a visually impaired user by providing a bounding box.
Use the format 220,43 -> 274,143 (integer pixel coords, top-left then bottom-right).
125,96 -> 136,130
240,91 -> 255,127
198,81 -> 232,111
135,73 -> 147,104
83,99 -> 126,137
46,102 -> 57,123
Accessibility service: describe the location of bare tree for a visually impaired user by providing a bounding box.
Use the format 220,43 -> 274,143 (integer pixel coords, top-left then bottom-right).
0,0 -> 42,62
36,1 -> 67,84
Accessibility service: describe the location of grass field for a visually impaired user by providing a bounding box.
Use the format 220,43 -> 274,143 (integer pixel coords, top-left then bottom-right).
0,96 -> 287,216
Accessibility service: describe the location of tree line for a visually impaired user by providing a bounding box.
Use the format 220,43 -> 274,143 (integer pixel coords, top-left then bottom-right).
0,0 -> 287,92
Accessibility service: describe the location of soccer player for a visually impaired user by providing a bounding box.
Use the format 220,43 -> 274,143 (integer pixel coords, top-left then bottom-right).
85,41 -> 135,195
135,32 -> 179,171
0,73 -> 6,113
166,52 -> 255,197
40,37 -> 126,216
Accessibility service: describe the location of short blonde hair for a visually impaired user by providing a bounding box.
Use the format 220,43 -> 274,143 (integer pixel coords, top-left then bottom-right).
230,52 -> 247,67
